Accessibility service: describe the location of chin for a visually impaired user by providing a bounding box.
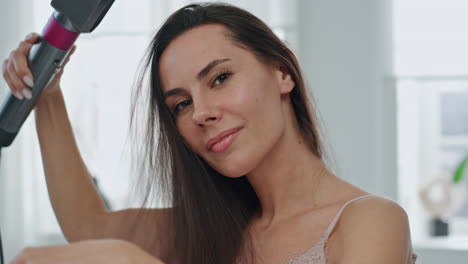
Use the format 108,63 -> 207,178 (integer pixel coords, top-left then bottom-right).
221,173 -> 245,179
211,163 -> 248,178
203,141 -> 272,178
211,155 -> 259,179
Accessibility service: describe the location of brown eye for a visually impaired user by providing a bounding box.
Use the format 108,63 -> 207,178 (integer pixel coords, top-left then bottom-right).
173,99 -> 192,115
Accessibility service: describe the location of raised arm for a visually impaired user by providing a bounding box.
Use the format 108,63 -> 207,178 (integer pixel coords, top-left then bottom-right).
2,33 -> 171,259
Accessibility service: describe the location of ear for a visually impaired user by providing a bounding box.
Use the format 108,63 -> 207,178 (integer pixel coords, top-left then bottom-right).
276,64 -> 295,95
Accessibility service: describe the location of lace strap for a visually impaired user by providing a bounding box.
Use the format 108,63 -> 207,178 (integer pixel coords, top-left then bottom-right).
321,194 -> 375,240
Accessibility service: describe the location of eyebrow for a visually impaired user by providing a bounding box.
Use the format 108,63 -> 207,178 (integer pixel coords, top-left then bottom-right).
164,58 -> 231,99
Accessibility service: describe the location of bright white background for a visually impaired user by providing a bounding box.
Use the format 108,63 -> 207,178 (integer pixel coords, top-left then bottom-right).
0,0 -> 467,263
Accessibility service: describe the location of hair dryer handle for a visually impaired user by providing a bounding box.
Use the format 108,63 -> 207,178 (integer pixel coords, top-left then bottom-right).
0,15 -> 74,148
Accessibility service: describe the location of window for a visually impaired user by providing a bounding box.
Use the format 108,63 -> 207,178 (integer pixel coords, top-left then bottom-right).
395,0 -> 468,246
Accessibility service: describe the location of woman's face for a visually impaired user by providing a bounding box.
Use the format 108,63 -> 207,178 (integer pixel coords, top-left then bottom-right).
159,24 -> 294,177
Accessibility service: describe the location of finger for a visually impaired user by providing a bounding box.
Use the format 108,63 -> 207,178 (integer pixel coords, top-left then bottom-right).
7,59 -> 30,99
2,64 -> 24,100
63,45 -> 77,65
70,45 -> 77,55
11,44 -> 35,89
62,55 -> 72,67
1,58 -> 6,73
7,50 -> 30,89
1,59 -> 8,80
52,68 -> 65,83
23,32 -> 41,45
58,45 -> 77,72
13,41 -> 35,87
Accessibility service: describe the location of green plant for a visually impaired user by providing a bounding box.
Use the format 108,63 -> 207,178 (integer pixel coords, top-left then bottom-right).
453,155 -> 468,183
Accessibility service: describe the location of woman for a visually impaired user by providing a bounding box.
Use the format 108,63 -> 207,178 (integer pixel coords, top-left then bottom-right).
2,3 -> 416,264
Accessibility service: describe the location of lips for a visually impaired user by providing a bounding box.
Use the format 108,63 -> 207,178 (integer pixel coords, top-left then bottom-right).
206,127 -> 242,152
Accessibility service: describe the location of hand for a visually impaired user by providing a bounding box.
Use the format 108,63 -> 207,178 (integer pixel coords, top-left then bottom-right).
10,239 -> 165,264
1,32 -> 76,101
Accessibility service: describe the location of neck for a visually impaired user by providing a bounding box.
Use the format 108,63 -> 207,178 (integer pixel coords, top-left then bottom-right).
245,109 -> 333,228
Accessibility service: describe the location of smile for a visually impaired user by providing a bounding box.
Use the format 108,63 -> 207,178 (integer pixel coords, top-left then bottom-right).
207,127 -> 242,153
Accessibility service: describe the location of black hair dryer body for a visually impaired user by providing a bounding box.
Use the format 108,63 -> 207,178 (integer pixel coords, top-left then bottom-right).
0,0 -> 115,148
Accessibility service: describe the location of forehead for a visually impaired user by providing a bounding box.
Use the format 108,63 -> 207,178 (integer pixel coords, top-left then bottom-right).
159,24 -> 243,91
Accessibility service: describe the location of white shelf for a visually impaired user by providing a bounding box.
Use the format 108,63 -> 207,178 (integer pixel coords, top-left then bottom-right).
440,136 -> 468,147
414,235 -> 468,251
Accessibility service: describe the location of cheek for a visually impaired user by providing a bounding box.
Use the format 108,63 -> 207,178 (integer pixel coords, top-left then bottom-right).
218,81 -> 286,176
234,76 -> 283,125
177,118 -> 202,152
228,78 -> 269,114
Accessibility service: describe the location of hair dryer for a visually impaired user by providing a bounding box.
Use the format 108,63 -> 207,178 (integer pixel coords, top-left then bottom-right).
0,1 -> 115,263
0,0 -> 115,148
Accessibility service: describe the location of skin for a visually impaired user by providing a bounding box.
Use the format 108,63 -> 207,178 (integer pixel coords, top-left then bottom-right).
9,240 -> 162,264
2,25 -> 414,263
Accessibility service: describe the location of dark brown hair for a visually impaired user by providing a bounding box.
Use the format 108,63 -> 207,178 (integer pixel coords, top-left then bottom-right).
130,2 -> 325,264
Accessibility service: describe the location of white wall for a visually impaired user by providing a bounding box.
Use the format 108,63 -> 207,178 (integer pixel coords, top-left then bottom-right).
297,0 -> 396,199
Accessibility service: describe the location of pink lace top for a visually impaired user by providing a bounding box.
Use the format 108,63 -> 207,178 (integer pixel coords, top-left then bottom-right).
285,194 -> 418,264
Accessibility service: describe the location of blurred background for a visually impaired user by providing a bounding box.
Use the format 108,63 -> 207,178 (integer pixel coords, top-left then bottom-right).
1,0 -> 468,263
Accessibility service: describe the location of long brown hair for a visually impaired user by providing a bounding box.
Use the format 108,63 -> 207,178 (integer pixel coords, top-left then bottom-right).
130,3 -> 326,264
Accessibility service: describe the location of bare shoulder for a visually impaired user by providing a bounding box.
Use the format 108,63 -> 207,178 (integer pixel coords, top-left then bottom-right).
341,195 -> 409,223
327,196 -> 413,264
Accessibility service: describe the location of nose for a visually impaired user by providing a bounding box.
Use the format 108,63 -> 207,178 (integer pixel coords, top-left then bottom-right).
191,95 -> 221,127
